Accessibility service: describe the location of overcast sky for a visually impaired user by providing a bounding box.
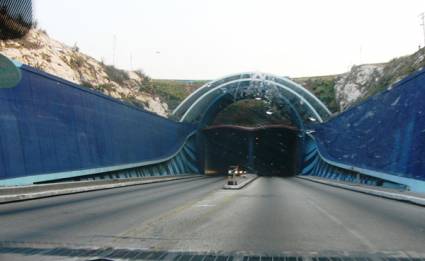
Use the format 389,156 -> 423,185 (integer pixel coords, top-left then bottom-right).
34,0 -> 425,80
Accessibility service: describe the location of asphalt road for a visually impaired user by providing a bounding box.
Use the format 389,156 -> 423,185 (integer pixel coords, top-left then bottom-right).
1,176 -> 425,257
0,176 -> 224,246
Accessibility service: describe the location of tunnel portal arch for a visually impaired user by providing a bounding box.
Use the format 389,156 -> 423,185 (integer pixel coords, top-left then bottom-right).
172,72 -> 332,177
173,72 -> 331,129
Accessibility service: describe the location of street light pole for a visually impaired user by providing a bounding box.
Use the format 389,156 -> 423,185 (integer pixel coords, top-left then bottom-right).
113,35 -> 117,66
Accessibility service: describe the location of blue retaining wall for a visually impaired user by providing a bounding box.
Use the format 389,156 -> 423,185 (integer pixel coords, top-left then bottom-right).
0,63 -> 197,183
301,134 -> 406,189
308,67 -> 425,189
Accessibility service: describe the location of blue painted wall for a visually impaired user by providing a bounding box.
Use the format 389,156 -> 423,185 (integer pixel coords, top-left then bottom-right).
311,67 -> 425,182
0,64 -> 196,181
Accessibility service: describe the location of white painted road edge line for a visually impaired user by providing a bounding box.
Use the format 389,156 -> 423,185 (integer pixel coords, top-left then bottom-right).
0,175 -> 204,204
297,176 -> 425,206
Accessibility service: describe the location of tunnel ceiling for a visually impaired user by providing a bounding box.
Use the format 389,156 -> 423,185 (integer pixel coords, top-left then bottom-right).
173,72 -> 331,129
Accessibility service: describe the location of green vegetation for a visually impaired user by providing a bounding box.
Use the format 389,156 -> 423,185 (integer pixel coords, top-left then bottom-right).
80,80 -> 93,88
144,76 -> 339,117
142,79 -> 208,110
103,64 -> 130,85
213,100 -> 294,127
293,76 -> 339,112
80,81 -> 115,93
126,95 -> 149,109
40,53 -> 51,62
17,37 -> 41,49
366,48 -> 425,98
93,83 -> 115,92
63,54 -> 85,71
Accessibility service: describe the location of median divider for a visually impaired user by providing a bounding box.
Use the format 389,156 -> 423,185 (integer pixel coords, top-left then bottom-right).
223,174 -> 258,190
298,176 -> 425,207
0,174 -> 204,204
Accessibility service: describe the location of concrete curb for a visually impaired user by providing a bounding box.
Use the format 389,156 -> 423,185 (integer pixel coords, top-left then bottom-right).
0,175 -> 203,204
223,174 -> 258,190
297,176 -> 425,207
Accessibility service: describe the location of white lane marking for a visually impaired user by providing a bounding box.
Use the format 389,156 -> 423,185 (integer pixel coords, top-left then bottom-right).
195,204 -> 216,207
307,199 -> 377,251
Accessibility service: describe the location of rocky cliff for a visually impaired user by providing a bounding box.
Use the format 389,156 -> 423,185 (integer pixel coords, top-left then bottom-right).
294,47 -> 425,112
2,29 -> 424,116
0,29 -> 169,116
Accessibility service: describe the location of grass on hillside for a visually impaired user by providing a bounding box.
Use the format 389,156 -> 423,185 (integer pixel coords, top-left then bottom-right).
143,79 -> 208,110
213,99 -> 294,127
293,76 -> 339,112
366,48 -> 425,98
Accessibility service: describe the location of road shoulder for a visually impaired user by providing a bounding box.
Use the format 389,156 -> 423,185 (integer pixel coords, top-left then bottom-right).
0,175 -> 203,204
297,175 -> 425,207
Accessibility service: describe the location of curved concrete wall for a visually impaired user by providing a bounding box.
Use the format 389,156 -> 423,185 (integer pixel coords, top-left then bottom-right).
0,64 -> 197,184
305,68 -> 425,191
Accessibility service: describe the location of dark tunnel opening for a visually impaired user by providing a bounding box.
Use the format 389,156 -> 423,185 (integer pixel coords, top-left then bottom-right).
201,125 -> 300,177
173,73 -> 332,179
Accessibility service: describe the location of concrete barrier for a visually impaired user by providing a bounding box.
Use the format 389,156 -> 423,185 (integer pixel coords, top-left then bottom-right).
0,175 -> 203,204
298,176 -> 425,207
223,174 -> 258,190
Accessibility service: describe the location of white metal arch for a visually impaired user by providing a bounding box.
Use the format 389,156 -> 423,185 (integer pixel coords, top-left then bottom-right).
179,77 -> 325,123
173,72 -> 331,121
267,72 -> 332,115
173,72 -> 250,115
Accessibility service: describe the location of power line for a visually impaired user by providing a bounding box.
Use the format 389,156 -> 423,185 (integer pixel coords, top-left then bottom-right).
419,12 -> 425,47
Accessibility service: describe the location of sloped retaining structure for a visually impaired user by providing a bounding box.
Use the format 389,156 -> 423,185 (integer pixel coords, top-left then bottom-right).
3,58 -> 425,192
302,68 -> 425,192
0,59 -> 199,186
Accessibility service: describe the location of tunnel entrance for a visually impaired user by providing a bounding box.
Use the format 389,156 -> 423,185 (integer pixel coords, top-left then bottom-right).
172,72 -> 332,178
202,125 -> 300,177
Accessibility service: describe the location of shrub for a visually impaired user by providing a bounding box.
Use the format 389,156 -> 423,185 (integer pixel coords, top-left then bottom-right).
126,96 -> 148,109
94,83 -> 115,92
104,65 -> 129,85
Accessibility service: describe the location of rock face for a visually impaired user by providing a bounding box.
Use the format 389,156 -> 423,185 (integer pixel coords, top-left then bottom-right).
3,29 -> 425,116
296,47 -> 425,113
333,48 -> 425,111
334,64 -> 385,110
0,29 -> 169,116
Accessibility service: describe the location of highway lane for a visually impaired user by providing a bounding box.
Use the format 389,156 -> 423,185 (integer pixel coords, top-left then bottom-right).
0,176 -> 225,245
107,177 -> 425,253
1,176 -> 425,255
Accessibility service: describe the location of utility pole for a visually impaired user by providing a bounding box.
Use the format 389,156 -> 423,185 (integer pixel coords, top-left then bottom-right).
113,34 -> 117,66
420,13 -> 425,47
359,45 -> 362,65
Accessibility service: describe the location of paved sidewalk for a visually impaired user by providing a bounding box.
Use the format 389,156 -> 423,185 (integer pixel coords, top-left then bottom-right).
298,175 -> 425,206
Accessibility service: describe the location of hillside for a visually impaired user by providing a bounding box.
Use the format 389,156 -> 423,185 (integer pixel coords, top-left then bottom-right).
215,48 -> 425,126
2,29 -> 424,117
0,29 -> 205,116
149,79 -> 208,111
294,47 -> 425,112
292,75 -> 339,112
